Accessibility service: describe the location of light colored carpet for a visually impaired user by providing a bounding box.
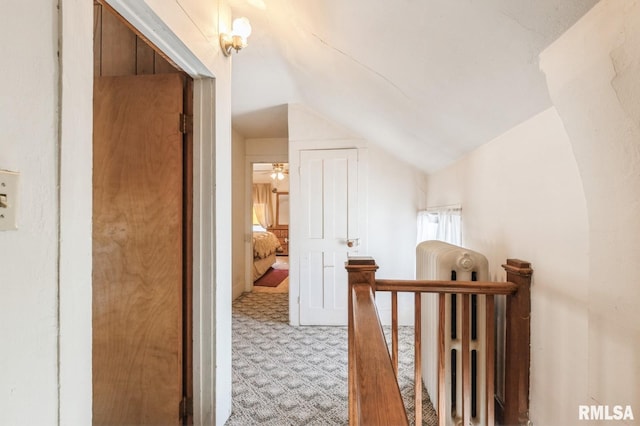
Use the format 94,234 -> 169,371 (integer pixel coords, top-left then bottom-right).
226,292 -> 437,425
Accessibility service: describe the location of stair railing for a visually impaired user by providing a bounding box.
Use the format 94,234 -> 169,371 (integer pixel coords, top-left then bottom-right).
346,257 -> 532,426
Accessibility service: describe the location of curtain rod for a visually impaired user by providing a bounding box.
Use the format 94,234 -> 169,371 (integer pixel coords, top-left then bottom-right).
421,204 -> 462,213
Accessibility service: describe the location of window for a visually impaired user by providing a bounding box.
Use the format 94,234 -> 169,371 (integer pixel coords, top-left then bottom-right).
417,206 -> 462,245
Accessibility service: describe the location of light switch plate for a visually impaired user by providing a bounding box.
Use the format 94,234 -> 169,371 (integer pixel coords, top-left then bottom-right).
0,170 -> 19,231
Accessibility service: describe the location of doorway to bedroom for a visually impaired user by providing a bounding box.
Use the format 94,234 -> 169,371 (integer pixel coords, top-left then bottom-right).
251,163 -> 290,294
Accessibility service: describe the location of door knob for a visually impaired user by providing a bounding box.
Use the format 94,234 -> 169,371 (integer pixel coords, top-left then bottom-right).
346,238 -> 359,248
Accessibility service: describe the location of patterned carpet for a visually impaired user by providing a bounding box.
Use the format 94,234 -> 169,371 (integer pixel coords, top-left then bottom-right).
226,292 -> 437,425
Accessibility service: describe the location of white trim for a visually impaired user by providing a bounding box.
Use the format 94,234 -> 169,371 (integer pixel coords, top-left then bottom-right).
192,78 -> 217,425
244,154 -> 288,294
59,1 -> 94,424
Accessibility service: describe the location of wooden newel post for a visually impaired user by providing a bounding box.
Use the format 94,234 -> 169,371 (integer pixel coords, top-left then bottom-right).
346,257 -> 379,290
346,257 -> 378,426
501,259 -> 533,426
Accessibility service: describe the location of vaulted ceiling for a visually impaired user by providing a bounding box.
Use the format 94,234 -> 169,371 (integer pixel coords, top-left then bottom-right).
228,0 -> 599,173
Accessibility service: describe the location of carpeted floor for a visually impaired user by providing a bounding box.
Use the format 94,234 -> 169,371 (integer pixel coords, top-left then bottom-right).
226,292 -> 437,425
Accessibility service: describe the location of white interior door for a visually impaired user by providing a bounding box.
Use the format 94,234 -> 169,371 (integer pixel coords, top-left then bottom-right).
299,149 -> 359,325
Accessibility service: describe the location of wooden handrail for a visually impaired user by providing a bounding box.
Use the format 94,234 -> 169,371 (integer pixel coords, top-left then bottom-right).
351,284 -> 409,426
347,257 -> 532,426
375,279 -> 518,295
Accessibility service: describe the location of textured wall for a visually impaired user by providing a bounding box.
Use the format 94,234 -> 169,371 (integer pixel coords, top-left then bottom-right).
541,0 -> 640,421
0,1 -> 94,424
0,1 -> 63,424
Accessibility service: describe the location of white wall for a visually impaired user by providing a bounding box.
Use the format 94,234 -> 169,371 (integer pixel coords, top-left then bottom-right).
288,104 -> 427,325
539,0 -> 640,422
366,143 -> 429,324
247,138 -> 289,157
347,2 -> 640,423
426,107 -> 590,425
0,1 -> 93,424
232,130 -> 247,300
59,1 -> 94,424
0,1 -> 65,423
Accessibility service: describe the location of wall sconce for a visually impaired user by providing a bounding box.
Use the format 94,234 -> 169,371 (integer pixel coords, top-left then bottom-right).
220,17 -> 252,56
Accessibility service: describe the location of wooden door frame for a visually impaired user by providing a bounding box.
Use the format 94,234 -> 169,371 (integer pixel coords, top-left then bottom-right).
60,1 -> 225,424
94,3 -> 195,422
92,2 -> 218,423
182,77 -> 194,425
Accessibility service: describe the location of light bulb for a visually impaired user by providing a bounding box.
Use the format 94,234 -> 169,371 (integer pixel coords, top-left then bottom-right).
232,17 -> 252,38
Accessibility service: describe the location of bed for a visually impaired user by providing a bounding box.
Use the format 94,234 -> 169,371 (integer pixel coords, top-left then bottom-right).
252,231 -> 282,282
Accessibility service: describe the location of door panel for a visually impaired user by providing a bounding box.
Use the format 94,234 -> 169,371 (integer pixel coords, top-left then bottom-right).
93,73 -> 184,425
299,149 -> 358,325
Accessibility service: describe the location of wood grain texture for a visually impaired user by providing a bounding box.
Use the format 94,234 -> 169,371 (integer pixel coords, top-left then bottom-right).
375,279 -> 517,295
94,2 -> 183,78
346,258 -> 532,426
348,283 -> 357,425
155,52 -> 178,74
501,260 -> 533,425
461,294 -> 471,425
100,7 -> 136,76
486,295 -> 496,426
414,293 -> 422,426
93,74 -> 185,425
347,259 -> 379,425
438,293 -> 446,426
136,37 -> 155,75
351,284 -> 409,426
182,77 -> 194,425
267,225 -> 289,256
93,4 -> 102,76
391,291 -> 398,376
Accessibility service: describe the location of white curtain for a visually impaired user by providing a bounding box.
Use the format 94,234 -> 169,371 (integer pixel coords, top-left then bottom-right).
252,183 -> 274,229
417,206 -> 462,245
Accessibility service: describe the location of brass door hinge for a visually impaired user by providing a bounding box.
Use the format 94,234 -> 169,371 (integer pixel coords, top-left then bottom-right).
180,114 -> 193,134
179,396 -> 193,421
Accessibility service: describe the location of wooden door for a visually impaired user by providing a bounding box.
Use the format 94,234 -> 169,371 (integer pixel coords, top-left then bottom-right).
93,73 -> 185,425
299,149 -> 360,325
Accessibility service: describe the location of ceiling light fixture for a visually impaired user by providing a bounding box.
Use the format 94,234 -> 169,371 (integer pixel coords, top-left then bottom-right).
270,163 -> 287,181
220,17 -> 252,56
